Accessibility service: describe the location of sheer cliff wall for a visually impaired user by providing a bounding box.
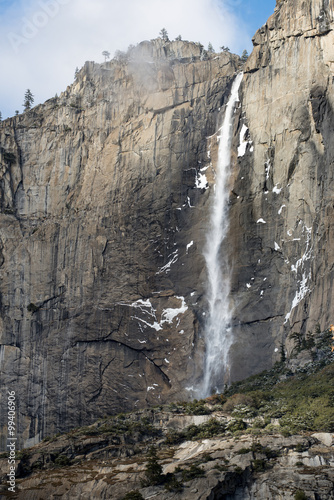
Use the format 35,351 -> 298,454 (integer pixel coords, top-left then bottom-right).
0,40 -> 240,448
229,0 -> 334,379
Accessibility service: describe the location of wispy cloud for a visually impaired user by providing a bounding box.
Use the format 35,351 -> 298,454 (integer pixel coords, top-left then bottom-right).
0,0 -> 252,118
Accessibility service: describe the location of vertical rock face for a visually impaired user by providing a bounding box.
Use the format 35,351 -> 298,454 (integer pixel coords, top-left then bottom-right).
229,0 -> 334,380
0,40 -> 240,448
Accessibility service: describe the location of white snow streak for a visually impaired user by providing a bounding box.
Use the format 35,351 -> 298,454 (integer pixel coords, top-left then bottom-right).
119,296 -> 188,333
156,250 -> 178,274
186,241 -> 194,254
238,124 -> 253,157
195,172 -> 209,189
273,184 -> 282,194
285,224 -> 313,323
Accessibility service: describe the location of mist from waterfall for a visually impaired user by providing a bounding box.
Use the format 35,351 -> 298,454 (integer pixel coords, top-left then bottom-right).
201,72 -> 243,397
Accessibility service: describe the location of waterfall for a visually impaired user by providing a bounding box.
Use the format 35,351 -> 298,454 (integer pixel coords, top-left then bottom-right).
201,73 -> 243,397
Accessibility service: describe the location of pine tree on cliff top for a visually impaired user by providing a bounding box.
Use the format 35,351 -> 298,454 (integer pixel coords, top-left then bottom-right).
159,28 -> 169,42
23,89 -> 34,112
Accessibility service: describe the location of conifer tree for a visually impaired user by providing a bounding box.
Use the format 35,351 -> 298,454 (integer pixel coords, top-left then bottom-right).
142,446 -> 163,486
23,89 -> 34,112
241,49 -> 249,62
102,50 -> 110,62
208,42 -> 215,53
159,28 -> 169,42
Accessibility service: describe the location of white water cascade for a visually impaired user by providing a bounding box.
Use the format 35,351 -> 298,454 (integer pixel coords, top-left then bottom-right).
201,73 -> 243,397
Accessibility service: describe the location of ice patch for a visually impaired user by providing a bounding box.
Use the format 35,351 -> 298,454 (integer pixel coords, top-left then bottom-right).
285,224 -> 313,323
257,218 -> 266,224
161,296 -> 188,325
164,358 -> 170,364
265,159 -> 271,180
274,242 -> 280,251
278,205 -> 286,215
186,241 -> 194,254
156,250 -> 178,274
195,172 -> 209,190
290,227 -> 312,273
187,196 -> 194,208
121,296 -> 188,333
238,124 -> 252,157
246,283 -> 251,288
285,271 -> 312,323
273,184 -> 282,194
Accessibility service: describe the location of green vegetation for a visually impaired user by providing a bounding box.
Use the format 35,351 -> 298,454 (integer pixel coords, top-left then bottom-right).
27,303 -> 39,313
251,458 -> 267,472
180,464 -> 205,482
294,490 -> 308,500
54,455 -> 71,467
159,28 -> 169,42
241,49 -> 249,62
166,399 -> 212,415
23,89 -> 34,112
71,414 -> 161,440
3,151 -> 16,164
221,326 -> 334,434
141,446 -> 164,486
141,446 -> 183,491
165,418 -> 226,445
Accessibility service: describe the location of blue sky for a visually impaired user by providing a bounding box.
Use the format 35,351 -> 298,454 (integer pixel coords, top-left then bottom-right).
0,0 -> 276,119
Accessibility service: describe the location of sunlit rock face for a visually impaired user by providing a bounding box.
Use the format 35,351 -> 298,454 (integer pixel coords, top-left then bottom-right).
228,0 -> 334,380
0,39 -> 240,448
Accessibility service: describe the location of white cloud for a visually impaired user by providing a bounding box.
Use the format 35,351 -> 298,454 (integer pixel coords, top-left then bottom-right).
0,0 -> 251,118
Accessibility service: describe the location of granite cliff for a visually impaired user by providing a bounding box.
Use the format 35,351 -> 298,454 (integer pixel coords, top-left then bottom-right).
229,0 -> 334,380
0,40 -> 241,448
0,0 -> 334,450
